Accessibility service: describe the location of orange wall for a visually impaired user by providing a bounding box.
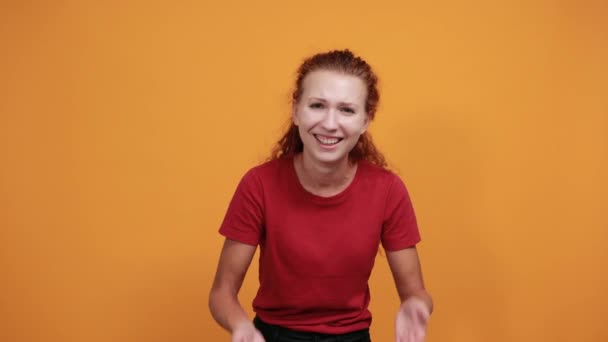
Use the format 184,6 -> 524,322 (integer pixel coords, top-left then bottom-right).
1,1 -> 607,341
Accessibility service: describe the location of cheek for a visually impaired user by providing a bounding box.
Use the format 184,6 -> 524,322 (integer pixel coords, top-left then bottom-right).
297,123 -> 315,141
296,110 -> 319,128
341,117 -> 367,135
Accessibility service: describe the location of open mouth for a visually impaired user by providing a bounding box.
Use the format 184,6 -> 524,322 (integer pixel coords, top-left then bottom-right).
314,134 -> 343,146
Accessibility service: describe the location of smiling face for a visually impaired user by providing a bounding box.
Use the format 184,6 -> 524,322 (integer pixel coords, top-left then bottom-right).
293,70 -> 370,167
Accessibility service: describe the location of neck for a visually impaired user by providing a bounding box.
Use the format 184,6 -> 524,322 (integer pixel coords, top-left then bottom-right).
295,152 -> 357,194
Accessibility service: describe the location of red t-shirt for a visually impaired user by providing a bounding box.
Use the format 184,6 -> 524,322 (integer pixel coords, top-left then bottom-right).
219,156 -> 420,334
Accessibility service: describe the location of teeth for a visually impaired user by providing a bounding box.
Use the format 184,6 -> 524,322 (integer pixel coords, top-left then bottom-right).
316,135 -> 340,145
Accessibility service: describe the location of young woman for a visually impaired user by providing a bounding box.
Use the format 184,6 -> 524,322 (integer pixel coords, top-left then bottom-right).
209,50 -> 433,342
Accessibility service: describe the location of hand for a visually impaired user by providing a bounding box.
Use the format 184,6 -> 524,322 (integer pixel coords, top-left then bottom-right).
395,297 -> 430,342
231,321 -> 265,342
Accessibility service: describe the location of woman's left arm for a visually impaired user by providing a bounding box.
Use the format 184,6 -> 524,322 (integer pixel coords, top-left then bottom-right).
386,246 -> 433,342
386,246 -> 433,312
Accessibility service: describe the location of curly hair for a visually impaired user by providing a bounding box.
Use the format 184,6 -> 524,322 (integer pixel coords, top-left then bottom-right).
269,49 -> 387,168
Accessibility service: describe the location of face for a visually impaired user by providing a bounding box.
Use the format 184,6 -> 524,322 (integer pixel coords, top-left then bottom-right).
293,70 -> 369,166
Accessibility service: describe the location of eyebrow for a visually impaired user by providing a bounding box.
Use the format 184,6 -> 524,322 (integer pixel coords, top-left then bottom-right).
308,97 -> 359,108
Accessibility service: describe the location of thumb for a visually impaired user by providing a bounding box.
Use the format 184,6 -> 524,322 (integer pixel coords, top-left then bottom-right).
253,330 -> 266,342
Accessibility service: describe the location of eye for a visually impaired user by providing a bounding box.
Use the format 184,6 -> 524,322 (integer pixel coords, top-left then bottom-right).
341,107 -> 355,114
309,102 -> 324,109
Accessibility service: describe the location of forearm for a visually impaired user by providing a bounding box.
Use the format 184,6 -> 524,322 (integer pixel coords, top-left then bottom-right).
208,288 -> 252,332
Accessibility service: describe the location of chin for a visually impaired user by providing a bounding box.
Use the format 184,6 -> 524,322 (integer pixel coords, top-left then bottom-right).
307,150 -> 350,165
301,136 -> 356,165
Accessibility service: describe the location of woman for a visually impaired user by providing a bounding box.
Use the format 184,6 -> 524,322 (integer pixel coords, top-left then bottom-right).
209,49 -> 433,342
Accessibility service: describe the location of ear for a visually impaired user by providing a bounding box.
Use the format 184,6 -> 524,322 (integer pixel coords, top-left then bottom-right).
361,114 -> 370,133
292,104 -> 300,126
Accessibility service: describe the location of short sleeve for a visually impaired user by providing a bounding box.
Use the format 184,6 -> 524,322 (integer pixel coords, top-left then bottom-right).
381,175 -> 421,251
218,168 -> 265,246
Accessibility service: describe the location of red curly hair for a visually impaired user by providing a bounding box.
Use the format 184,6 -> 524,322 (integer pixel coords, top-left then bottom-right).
269,49 -> 387,168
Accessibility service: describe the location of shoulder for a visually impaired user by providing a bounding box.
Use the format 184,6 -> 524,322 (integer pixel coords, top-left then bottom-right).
358,160 -> 403,188
238,157 -> 292,190
247,157 -> 290,178
357,161 -> 414,204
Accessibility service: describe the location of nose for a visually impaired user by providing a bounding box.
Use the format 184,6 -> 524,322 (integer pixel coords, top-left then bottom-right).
320,109 -> 338,131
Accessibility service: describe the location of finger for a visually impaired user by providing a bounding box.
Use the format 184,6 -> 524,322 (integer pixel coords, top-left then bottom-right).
395,328 -> 402,342
418,308 -> 430,323
253,330 -> 265,342
415,326 -> 426,342
396,329 -> 405,342
416,302 -> 430,322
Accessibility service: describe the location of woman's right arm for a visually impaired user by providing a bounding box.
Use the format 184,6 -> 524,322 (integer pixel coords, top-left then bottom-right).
209,238 -> 263,340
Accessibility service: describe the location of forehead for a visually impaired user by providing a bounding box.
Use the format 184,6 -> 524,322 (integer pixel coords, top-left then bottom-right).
301,70 -> 367,104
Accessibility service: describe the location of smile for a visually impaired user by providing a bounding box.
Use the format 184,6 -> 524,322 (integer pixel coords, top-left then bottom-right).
314,134 -> 343,145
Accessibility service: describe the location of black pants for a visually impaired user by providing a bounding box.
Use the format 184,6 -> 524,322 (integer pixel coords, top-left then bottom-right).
253,316 -> 371,342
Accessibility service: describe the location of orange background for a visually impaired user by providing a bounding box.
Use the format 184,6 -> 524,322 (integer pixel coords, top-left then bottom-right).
1,1 -> 607,341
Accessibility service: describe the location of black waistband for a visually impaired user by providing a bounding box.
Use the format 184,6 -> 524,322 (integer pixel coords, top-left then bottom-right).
253,316 -> 370,342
